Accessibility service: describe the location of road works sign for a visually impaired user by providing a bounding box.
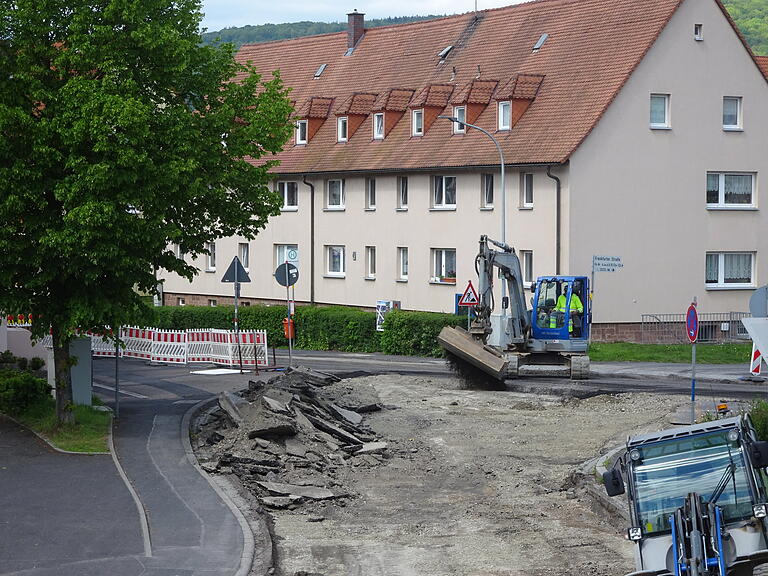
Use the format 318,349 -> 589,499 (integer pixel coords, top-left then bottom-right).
458,281 -> 479,306
686,304 -> 699,343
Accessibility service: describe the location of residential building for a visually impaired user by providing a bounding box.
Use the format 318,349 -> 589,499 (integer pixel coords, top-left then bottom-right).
160,0 -> 768,340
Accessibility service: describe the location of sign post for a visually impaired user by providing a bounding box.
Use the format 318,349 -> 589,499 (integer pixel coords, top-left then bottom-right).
686,299 -> 699,424
222,256 -> 252,373
275,262 -> 299,368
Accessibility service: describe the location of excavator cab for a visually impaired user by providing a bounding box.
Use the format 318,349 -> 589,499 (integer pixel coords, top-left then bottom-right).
531,276 -> 590,343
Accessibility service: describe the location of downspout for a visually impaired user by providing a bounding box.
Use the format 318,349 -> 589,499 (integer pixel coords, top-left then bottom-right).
302,176 -> 315,304
546,165 -> 561,275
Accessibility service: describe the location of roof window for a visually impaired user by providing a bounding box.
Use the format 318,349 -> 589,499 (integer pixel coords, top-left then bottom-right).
314,63 -> 327,79
438,45 -> 454,61
532,33 -> 548,52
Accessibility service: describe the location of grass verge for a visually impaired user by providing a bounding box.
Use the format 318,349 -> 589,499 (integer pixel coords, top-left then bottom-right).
588,342 -> 752,364
14,398 -> 112,453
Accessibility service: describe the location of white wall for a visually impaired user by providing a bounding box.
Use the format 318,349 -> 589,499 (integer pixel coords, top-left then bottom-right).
569,0 -> 768,323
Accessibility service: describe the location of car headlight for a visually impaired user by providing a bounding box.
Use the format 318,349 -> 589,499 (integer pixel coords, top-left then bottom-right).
753,504 -> 767,518
629,449 -> 641,461
728,429 -> 739,442
628,527 -> 643,541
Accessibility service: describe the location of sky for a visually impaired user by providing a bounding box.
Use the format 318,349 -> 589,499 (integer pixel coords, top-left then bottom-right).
200,0 -> 525,32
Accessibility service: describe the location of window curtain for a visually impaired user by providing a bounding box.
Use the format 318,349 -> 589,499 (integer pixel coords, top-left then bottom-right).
724,174 -> 751,204
706,174 -> 719,204
724,253 -> 751,283
705,253 -> 718,283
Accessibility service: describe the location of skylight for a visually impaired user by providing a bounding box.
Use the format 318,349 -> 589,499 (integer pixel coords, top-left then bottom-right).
532,33 -> 548,52
438,45 -> 454,60
314,63 -> 327,79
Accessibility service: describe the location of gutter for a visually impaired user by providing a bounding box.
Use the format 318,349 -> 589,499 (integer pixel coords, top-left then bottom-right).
302,176 -> 315,304
545,165 -> 561,275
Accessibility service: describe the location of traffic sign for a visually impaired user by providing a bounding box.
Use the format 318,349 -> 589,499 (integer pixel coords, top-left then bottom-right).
458,281 -> 479,306
222,256 -> 251,283
275,262 -> 299,287
686,304 -> 699,343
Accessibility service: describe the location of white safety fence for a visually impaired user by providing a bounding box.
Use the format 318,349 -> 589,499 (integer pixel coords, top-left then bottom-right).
40,327 -> 268,367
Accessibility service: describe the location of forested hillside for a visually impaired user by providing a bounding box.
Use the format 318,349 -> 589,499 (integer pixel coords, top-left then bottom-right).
202,1 -> 768,55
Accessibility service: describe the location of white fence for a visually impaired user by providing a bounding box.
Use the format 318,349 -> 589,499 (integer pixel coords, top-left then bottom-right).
41,327 -> 268,367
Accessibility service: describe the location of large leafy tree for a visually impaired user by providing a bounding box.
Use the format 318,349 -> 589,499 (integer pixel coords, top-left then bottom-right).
0,1 -> 293,423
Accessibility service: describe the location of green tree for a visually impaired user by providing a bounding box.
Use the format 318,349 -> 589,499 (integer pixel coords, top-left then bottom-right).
0,0 -> 293,423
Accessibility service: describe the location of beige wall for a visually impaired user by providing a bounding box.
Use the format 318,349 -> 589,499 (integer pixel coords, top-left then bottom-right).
569,0 -> 768,323
160,168 -> 562,313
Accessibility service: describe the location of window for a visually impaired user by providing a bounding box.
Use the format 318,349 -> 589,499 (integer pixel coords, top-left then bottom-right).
706,252 -> 754,288
208,299 -> 217,307
431,248 -> 456,284
238,242 -> 250,270
173,244 -> 183,259
520,250 -> 534,287
723,97 -> 742,130
694,23 -> 703,41
398,247 -> 409,281
453,106 -> 466,133
520,173 -> 534,208
373,113 -> 384,139
498,101 -> 511,130
365,246 -> 376,279
326,245 -> 345,276
206,241 -> 216,271
397,176 -> 408,210
327,179 -> 345,209
337,116 -> 348,142
177,297 -> 186,306
278,181 -> 298,210
482,173 -> 494,208
433,175 -> 457,208
366,177 -> 376,209
275,244 -> 298,267
412,109 -> 424,136
295,120 -> 308,144
706,172 -> 754,207
650,94 -> 670,129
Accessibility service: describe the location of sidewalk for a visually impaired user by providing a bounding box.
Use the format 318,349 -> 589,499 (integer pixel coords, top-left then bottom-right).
592,361 -> 764,385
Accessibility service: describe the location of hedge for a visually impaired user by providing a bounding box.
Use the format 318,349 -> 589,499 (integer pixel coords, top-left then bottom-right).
0,370 -> 51,415
149,305 -> 464,357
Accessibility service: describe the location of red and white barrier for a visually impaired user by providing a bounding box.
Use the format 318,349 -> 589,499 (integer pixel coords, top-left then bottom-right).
742,318 -> 768,377
39,327 -> 268,368
751,344 -> 763,376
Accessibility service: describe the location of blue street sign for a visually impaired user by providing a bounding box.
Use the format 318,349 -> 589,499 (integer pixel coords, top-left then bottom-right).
686,304 -> 698,343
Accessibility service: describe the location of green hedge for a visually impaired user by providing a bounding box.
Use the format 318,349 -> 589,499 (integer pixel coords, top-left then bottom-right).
149,305 -> 463,357
381,309 -> 465,357
0,370 -> 51,415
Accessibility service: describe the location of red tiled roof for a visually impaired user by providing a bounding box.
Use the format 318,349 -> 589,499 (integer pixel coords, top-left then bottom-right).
236,0 -> 690,174
411,84 -> 455,108
756,56 -> 768,80
451,79 -> 499,105
335,92 -> 377,115
296,96 -> 334,118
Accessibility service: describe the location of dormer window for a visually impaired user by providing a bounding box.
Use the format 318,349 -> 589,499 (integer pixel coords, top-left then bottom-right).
498,101 -> 511,130
412,109 -> 424,136
453,106 -> 466,133
337,116 -> 348,142
295,120 -> 308,144
373,113 -> 384,139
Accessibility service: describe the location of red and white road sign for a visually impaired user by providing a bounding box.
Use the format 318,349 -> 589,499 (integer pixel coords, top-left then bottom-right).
752,344 -> 764,376
458,281 -> 479,306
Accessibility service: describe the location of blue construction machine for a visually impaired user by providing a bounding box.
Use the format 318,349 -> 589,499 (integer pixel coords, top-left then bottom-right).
438,235 -> 591,380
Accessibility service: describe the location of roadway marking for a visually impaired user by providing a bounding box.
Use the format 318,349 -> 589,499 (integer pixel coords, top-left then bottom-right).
94,383 -> 149,399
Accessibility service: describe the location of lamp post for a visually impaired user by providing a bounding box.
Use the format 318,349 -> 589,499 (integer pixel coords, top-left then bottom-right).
438,116 -> 507,337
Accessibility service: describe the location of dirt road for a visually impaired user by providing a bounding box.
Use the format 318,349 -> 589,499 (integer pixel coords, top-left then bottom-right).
263,374 -> 687,576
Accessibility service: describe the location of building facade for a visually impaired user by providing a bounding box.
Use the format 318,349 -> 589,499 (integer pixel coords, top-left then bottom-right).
160,0 -> 768,337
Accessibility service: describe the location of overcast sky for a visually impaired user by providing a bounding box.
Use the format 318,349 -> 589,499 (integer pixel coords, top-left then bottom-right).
200,0 -> 525,32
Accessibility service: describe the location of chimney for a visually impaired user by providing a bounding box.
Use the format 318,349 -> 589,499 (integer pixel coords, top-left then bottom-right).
347,10 -> 365,50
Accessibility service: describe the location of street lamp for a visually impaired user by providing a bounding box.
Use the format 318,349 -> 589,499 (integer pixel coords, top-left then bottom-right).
438,115 -> 507,339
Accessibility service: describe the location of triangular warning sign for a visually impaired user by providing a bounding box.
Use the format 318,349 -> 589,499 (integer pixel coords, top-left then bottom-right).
221,256 -> 251,283
458,281 -> 479,306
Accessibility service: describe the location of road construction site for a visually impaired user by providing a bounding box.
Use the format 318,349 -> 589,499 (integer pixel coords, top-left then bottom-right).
193,367 -> 703,576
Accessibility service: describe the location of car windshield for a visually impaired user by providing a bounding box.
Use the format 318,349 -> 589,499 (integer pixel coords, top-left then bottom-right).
631,430 -> 753,535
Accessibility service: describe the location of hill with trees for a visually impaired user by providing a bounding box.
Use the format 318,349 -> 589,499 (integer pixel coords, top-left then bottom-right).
203,0 -> 768,55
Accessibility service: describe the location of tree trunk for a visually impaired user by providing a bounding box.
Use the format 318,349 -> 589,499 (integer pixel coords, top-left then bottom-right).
51,326 -> 75,425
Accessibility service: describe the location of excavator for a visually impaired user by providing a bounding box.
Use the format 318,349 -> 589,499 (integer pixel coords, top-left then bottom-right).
438,235 -> 591,380
603,415 -> 768,576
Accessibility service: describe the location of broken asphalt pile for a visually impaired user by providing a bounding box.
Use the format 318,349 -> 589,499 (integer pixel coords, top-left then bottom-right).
193,366 -> 388,511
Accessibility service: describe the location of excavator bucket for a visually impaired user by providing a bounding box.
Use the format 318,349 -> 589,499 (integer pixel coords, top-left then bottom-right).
437,326 -> 509,380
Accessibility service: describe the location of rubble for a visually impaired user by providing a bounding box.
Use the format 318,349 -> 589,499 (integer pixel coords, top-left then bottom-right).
193,366 -> 384,511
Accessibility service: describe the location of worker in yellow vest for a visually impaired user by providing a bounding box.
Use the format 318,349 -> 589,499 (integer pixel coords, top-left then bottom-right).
553,283 -> 584,335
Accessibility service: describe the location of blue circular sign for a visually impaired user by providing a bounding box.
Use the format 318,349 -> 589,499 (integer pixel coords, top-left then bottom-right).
686,304 -> 698,343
